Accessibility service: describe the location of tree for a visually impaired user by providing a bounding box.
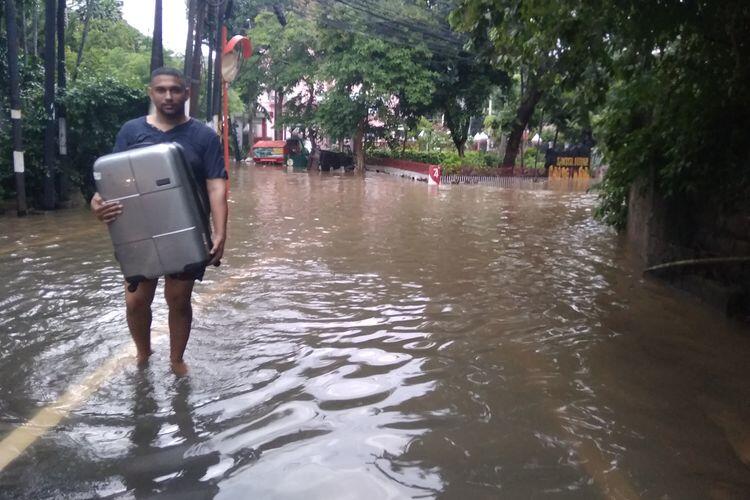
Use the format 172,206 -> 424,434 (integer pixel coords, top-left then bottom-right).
69,0 -> 124,80
316,27 -> 435,171
72,0 -> 93,80
1,0 -> 162,207
451,0 -> 609,166
431,53 -> 508,156
593,0 -> 750,228
248,9 -> 318,139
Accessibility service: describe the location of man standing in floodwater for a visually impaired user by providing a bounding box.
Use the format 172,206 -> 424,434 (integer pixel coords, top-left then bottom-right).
90,67 -> 228,375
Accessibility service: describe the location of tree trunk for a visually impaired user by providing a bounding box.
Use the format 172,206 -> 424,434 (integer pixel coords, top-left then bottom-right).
533,108 -> 544,169
42,0 -> 56,209
247,98 -> 255,148
274,88 -> 283,140
19,0 -> 28,59
353,118 -> 366,172
183,0 -> 195,79
150,0 -> 163,73
502,82 -> 543,168
72,0 -> 92,80
444,107 -> 468,157
304,81 -> 317,169
228,117 -> 241,161
32,0 -> 38,58
56,0 -> 68,203
189,0 -> 205,117
205,44 -> 213,120
4,0 -> 28,215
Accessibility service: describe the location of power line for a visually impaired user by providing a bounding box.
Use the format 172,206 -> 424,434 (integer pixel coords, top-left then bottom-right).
322,0 -> 467,52
339,0 -> 462,43
286,0 -> 480,63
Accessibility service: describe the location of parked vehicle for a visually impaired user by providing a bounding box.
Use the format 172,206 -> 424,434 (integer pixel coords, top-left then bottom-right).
251,138 -> 308,168
318,149 -> 354,171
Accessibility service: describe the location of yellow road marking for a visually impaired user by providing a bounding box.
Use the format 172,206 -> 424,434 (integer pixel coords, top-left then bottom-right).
0,270 -> 247,472
0,235 -> 640,495
0,345 -> 135,471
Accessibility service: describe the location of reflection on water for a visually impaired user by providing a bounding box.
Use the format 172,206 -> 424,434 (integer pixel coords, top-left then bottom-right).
120,374 -> 220,498
0,167 -> 749,499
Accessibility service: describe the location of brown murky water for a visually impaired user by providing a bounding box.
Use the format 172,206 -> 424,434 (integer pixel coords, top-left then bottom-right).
1,166 -> 749,499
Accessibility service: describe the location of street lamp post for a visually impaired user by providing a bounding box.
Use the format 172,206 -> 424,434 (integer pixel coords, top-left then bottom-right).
220,32 -> 252,177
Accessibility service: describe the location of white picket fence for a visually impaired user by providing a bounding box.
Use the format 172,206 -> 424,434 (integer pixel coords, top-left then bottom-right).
441,175 -> 547,189
440,175 -> 594,191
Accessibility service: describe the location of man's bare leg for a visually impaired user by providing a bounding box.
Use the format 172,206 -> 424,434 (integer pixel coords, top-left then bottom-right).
164,276 -> 195,375
125,279 -> 158,364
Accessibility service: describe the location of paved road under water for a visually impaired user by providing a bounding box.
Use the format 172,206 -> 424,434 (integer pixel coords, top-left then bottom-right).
0,167 -> 749,499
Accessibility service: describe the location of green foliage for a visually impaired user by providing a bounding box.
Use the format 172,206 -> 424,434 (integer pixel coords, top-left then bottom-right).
592,0 -> 750,227
593,165 -> 632,230
416,117 -> 453,151
247,10 -> 320,136
451,0 -> 609,164
227,87 -> 245,116
316,28 -> 435,145
0,75 -> 47,203
63,76 -> 149,200
0,2 -> 173,204
367,147 -> 502,175
69,0 -> 123,21
483,115 -> 501,138
454,0 -> 750,227
66,13 -> 178,85
522,146 -> 541,169
431,55 -> 508,155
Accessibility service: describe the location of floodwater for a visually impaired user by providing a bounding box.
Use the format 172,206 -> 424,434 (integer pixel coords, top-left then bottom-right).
1,166 -> 749,499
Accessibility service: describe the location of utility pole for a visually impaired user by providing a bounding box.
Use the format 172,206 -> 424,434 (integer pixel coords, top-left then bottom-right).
189,0 -> 206,117
42,0 -> 57,210
56,0 -> 69,203
205,21 -> 214,121
32,0 -> 39,58
211,1 -> 224,132
150,0 -> 164,72
183,0 -> 196,116
4,0 -> 28,215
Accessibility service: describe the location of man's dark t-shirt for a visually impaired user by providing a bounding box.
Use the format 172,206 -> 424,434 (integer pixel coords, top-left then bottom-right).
111,117 -> 225,280
112,117 -> 227,212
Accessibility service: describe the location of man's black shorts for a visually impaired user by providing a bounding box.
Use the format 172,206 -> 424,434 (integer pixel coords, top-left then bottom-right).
168,265 -> 207,281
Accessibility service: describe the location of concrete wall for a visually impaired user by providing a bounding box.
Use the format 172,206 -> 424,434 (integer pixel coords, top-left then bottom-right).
627,178 -> 750,318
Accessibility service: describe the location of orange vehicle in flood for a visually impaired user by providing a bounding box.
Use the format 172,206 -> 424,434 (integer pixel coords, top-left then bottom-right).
251,140 -> 286,164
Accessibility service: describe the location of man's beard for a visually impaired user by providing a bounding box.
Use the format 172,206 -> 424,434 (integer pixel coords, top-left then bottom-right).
160,102 -> 185,117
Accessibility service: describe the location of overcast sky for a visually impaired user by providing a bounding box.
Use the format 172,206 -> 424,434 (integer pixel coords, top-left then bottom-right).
122,0 -> 188,55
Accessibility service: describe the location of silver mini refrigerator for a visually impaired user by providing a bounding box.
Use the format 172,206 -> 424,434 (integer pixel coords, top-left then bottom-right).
93,143 -> 212,290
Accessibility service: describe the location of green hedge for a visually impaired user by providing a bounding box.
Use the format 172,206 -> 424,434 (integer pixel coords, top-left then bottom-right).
367,149 -> 503,175
0,74 -> 148,205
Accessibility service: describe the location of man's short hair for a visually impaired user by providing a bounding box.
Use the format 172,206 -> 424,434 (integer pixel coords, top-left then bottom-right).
150,67 -> 187,88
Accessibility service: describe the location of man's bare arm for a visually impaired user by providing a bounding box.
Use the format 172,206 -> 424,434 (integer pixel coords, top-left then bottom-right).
206,178 -> 228,265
